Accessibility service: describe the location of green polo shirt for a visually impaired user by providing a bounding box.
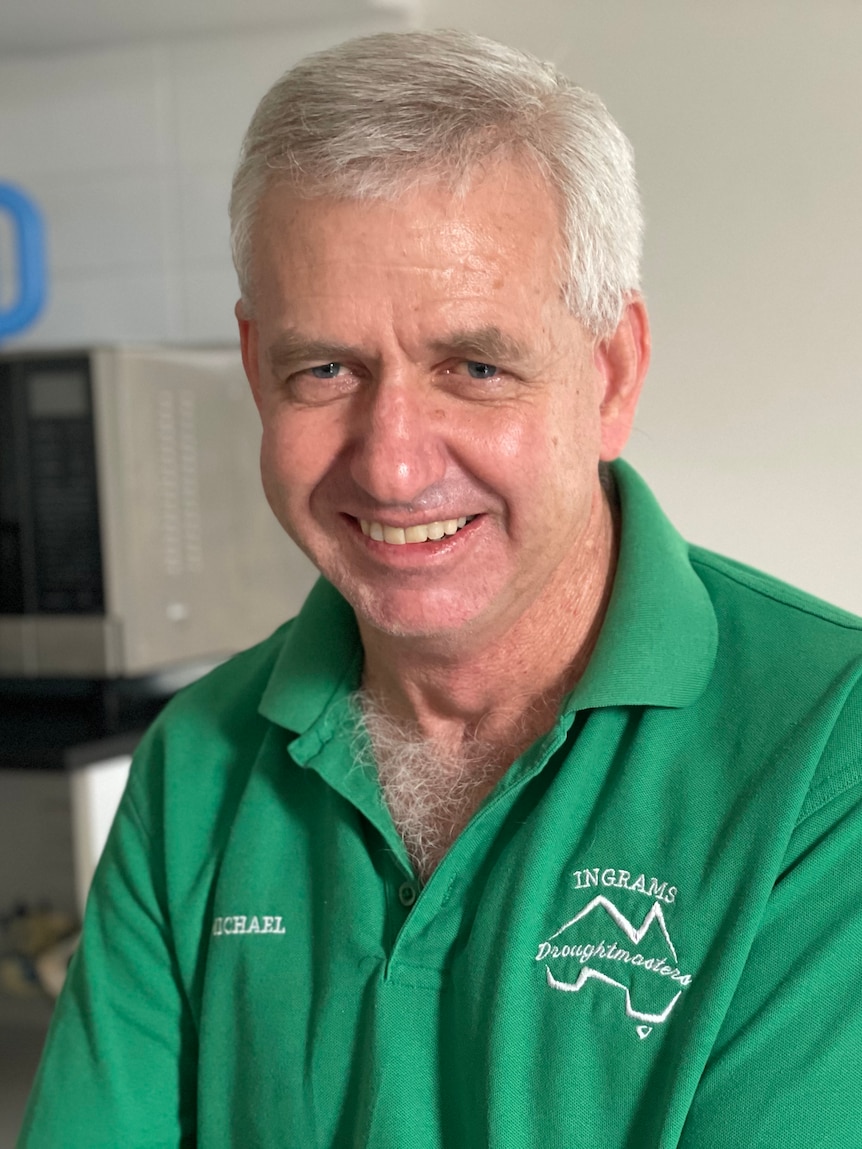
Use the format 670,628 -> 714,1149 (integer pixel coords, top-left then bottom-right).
19,461 -> 862,1148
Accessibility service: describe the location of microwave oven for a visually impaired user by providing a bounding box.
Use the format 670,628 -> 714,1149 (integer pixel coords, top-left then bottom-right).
0,346 -> 317,678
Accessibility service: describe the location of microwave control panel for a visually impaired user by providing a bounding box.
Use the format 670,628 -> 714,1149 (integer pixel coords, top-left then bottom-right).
0,358 -> 104,616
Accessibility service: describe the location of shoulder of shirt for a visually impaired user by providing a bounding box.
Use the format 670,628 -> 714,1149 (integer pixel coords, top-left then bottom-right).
132,618 -> 296,763
689,545 -> 862,820
123,620 -> 297,835
689,543 -> 862,640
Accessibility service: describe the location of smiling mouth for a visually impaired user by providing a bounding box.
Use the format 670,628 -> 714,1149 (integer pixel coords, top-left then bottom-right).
358,515 -> 477,545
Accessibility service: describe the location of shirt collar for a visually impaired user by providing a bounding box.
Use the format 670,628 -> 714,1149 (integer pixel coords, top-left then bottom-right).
567,459 -> 717,711
259,577 -> 363,734
259,460 -> 718,734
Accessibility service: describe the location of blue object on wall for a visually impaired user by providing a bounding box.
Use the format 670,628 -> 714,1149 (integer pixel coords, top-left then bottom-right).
0,182 -> 47,341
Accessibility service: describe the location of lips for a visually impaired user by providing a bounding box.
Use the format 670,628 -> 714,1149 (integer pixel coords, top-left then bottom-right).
358,515 -> 475,545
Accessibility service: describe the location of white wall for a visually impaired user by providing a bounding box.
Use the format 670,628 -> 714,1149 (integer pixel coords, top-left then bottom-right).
421,1 -> 862,614
0,13 -> 408,348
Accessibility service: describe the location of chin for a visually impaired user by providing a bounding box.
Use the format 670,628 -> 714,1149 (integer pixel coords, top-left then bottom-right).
342,580 -> 489,642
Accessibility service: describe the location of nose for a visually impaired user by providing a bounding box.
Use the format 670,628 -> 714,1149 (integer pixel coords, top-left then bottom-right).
348,373 -> 447,506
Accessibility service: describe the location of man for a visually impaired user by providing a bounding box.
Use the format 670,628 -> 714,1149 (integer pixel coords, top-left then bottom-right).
19,29 -> 862,1148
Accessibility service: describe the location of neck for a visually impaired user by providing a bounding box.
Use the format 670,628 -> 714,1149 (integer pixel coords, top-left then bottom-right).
359,485 -> 619,761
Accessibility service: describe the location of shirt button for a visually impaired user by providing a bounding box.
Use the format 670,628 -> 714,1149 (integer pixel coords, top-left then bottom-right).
398,882 -> 417,907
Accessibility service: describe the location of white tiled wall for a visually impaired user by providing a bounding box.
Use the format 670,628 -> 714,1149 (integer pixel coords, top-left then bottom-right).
0,13 -> 408,349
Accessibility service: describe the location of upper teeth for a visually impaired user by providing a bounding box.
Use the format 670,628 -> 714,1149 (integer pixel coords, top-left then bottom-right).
359,516 -> 470,544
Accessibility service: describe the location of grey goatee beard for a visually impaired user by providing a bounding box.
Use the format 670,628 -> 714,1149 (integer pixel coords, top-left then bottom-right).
350,690 -> 505,883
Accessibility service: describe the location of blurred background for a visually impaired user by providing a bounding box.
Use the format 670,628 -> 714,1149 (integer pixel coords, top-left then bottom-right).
2,0 -> 861,1141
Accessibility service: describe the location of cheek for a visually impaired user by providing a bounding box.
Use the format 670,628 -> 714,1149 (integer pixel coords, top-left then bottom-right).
260,410 -> 337,494
508,397 -> 601,513
486,404 -> 578,482
458,403 -> 540,468
259,423 -> 295,501
490,419 -> 529,461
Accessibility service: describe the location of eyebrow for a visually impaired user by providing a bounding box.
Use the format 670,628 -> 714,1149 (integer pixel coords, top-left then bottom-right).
267,330 -> 360,372
427,327 -> 532,366
266,324 -> 533,372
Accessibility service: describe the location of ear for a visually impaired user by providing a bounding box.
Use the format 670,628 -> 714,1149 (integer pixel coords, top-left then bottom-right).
594,296 -> 651,461
236,299 -> 263,412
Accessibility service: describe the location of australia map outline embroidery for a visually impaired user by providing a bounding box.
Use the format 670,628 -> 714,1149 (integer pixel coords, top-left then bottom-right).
535,893 -> 692,1036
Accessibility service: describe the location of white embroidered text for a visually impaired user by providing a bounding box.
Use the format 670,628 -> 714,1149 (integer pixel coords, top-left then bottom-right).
212,915 -> 286,936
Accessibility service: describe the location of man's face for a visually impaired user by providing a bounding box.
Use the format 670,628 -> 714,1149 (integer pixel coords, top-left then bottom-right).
239,162 -> 642,649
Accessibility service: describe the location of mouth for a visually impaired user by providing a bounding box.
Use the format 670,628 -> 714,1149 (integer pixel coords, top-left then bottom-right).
357,514 -> 478,545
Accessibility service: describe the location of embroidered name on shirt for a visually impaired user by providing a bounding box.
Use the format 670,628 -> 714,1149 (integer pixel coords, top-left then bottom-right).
211,915 -> 286,936
572,867 -> 677,905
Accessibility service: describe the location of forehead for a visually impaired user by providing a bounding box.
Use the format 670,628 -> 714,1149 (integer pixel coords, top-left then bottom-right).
248,161 -> 567,326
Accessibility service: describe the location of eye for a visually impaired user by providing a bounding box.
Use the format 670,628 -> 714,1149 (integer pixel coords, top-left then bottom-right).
440,358 -> 514,401
285,361 -> 361,405
465,361 -> 498,379
309,362 -> 345,379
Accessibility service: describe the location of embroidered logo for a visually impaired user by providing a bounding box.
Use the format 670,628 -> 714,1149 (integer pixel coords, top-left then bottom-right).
211,914 -> 286,936
535,865 -> 692,1038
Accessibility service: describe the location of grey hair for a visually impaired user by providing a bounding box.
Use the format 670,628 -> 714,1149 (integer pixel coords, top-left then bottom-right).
229,29 -> 643,336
